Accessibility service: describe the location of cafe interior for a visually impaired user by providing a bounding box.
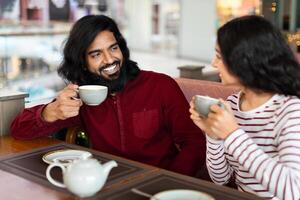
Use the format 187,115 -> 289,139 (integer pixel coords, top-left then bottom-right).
0,0 -> 300,199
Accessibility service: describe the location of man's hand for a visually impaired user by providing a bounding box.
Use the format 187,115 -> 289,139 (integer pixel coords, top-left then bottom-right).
42,84 -> 83,122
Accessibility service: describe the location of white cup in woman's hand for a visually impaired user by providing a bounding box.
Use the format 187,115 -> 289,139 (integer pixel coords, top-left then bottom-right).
194,95 -> 224,117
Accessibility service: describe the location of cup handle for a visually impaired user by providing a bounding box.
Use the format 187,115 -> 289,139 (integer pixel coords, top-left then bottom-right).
46,163 -> 67,188
71,96 -> 80,101
217,101 -> 225,109
71,88 -> 80,101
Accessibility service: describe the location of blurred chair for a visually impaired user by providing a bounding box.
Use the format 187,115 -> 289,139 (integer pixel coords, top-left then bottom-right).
174,77 -> 238,102
53,126 -> 90,148
174,77 -> 238,184
68,127 -> 90,147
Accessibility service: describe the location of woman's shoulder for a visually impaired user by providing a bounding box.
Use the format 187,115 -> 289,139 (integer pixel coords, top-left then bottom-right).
276,95 -> 300,108
268,95 -> 300,119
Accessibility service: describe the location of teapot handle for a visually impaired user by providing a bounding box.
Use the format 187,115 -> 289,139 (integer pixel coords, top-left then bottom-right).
46,163 -> 66,188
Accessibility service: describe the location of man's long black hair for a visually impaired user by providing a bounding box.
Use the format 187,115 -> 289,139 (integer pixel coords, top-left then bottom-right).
58,15 -> 140,92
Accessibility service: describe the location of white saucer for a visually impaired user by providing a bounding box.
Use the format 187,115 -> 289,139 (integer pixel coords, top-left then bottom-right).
42,149 -> 92,165
151,189 -> 215,200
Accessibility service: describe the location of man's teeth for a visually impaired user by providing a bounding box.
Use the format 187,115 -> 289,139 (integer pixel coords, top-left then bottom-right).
103,64 -> 116,72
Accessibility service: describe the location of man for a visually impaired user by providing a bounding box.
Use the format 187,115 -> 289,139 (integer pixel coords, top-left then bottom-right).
11,15 -> 205,176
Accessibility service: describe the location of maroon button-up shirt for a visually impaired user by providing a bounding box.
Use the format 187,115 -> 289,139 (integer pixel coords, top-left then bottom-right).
11,71 -> 206,176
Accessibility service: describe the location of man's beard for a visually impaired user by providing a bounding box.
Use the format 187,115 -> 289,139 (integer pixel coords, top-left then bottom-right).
84,61 -> 127,94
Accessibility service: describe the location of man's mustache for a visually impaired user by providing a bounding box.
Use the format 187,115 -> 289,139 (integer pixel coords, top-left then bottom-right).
98,60 -> 121,74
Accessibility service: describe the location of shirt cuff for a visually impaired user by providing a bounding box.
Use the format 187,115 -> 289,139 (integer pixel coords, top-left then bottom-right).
35,104 -> 54,127
206,134 -> 224,145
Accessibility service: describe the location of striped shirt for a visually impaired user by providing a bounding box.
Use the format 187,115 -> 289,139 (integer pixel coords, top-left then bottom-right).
206,92 -> 300,200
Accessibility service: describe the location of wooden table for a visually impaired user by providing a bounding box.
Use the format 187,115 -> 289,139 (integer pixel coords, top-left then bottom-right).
0,136 -> 261,200
0,136 -> 71,200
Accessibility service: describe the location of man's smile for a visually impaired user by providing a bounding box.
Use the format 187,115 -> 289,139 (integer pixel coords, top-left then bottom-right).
99,61 -> 121,77
102,63 -> 120,75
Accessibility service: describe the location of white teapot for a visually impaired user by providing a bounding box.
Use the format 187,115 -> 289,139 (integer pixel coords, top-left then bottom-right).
46,157 -> 118,198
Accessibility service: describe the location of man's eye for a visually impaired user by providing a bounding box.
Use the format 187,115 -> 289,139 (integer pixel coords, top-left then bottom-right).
91,52 -> 101,58
111,45 -> 119,51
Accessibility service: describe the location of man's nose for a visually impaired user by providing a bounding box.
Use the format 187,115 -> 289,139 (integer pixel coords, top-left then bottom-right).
103,51 -> 114,64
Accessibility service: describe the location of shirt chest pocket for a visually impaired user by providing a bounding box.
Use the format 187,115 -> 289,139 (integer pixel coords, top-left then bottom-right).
132,109 -> 160,139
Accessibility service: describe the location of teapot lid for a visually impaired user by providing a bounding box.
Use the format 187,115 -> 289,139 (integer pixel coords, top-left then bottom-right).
75,157 -> 99,164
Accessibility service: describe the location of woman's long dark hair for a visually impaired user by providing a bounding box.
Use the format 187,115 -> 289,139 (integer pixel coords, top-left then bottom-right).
58,15 -> 140,85
217,15 -> 300,97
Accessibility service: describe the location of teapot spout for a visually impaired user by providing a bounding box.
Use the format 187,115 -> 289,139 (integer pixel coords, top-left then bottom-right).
103,160 -> 118,177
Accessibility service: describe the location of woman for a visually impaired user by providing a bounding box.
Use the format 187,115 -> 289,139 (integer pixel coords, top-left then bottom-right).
190,15 -> 300,199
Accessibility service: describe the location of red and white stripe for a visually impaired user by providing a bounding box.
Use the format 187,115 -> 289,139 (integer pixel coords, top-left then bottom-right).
206,93 -> 300,200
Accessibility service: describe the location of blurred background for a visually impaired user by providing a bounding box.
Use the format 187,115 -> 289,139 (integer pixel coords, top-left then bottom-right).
0,0 -> 299,107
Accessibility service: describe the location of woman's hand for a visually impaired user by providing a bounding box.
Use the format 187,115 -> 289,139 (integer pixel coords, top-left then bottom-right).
206,99 -> 239,139
189,97 -> 219,139
189,97 -> 239,140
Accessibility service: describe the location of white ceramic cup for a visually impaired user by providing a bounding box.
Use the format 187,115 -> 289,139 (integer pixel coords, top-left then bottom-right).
194,95 -> 224,117
150,189 -> 215,200
78,85 -> 108,106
